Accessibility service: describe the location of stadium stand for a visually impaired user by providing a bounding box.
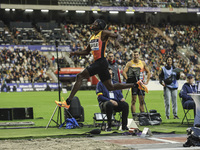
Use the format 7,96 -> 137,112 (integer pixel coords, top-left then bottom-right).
36,22 -> 70,45
0,48 -> 51,83
0,21 -> 14,45
58,0 -> 102,6
1,0 -> 199,7
63,23 -> 199,81
111,0 -> 200,7
0,18 -> 199,83
57,0 -> 200,7
10,22 -> 43,45
160,24 -> 200,54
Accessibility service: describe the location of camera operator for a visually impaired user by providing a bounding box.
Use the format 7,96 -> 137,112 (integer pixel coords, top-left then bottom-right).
123,49 -> 151,114
159,56 -> 180,119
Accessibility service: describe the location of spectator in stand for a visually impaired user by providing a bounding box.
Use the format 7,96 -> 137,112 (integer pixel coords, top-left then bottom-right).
1,74 -> 8,92
71,42 -> 78,52
190,54 -> 198,65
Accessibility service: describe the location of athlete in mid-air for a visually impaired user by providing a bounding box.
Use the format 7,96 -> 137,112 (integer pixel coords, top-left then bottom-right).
56,19 -> 134,108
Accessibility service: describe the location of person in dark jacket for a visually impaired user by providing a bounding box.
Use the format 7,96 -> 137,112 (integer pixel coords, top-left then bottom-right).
180,74 -> 197,117
159,56 -> 180,119
96,68 -> 129,131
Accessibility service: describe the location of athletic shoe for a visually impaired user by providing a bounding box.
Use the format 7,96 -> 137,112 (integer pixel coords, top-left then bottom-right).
137,80 -> 148,93
55,100 -> 70,109
166,116 -> 170,119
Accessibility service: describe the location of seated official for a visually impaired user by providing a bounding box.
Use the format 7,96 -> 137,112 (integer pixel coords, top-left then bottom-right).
180,74 -> 197,117
96,68 -> 129,131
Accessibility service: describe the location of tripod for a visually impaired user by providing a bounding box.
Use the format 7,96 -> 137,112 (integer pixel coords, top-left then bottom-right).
46,41 -> 75,129
46,41 -> 63,129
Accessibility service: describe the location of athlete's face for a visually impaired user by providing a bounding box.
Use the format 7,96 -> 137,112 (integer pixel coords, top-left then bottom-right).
132,52 -> 139,61
91,21 -> 99,31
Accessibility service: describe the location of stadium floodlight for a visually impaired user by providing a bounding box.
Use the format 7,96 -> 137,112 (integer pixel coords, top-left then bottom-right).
93,11 -> 98,14
109,11 -> 119,14
66,10 -> 68,12
154,12 -> 157,14
25,9 -> 33,12
12,9 -> 15,11
126,12 -> 134,14
76,10 -> 85,13
41,9 -> 49,12
197,12 -> 200,15
5,8 -> 10,11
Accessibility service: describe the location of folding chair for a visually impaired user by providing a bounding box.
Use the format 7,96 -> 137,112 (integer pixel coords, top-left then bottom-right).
93,110 -> 122,130
103,108 -> 121,130
179,96 -> 194,126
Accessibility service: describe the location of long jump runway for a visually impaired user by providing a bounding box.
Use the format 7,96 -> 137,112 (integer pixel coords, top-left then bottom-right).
92,134 -> 200,150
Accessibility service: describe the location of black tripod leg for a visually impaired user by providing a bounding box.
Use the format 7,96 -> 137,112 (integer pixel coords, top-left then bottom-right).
138,89 -> 151,121
124,88 -> 130,100
64,108 -> 73,118
59,120 -> 67,129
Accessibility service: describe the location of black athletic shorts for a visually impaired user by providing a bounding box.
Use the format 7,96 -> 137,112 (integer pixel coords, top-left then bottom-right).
131,84 -> 145,96
86,58 -> 111,82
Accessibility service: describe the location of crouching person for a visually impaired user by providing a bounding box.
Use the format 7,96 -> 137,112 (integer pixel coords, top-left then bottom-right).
96,68 -> 129,131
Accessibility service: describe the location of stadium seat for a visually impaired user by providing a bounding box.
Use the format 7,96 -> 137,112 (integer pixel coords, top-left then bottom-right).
0,20 -> 5,27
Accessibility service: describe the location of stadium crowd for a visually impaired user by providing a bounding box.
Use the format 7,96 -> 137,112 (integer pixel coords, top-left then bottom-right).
0,48 -> 50,84
59,0 -> 200,8
161,24 -> 200,54
0,21 -> 199,83
65,23 -> 200,81
111,0 -> 200,8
